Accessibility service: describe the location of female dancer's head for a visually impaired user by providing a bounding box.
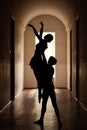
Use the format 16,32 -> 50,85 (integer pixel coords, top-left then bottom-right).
44,34 -> 53,42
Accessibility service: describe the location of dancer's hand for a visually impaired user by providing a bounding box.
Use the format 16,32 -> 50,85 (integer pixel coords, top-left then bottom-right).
28,24 -> 33,28
40,21 -> 43,26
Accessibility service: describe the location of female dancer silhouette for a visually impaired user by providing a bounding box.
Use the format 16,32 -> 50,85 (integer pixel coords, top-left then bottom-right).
29,22 -> 53,103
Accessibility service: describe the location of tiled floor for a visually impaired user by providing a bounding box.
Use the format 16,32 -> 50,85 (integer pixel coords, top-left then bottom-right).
0,89 -> 87,130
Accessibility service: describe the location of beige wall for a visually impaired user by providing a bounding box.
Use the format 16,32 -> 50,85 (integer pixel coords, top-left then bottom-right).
24,15 -> 67,88
14,19 -> 24,95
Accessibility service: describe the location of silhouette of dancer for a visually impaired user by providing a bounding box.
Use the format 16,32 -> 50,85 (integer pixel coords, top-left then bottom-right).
34,54 -> 63,127
28,22 -> 53,103
28,22 -> 62,127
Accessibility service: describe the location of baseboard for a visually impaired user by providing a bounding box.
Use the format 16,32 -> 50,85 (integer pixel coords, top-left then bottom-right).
0,101 -> 12,113
79,101 -> 87,111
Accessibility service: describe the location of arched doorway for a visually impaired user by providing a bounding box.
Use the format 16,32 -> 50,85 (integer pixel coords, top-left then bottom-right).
24,15 -> 67,89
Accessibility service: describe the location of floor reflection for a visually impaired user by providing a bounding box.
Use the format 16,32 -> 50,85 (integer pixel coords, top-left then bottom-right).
0,89 -> 87,130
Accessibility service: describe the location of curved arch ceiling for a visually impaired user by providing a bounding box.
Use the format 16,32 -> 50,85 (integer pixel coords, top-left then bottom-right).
11,0 -> 75,28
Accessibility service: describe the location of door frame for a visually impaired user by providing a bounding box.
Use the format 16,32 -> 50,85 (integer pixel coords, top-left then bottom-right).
10,16 -> 15,100
70,30 -> 72,91
76,16 -> 79,101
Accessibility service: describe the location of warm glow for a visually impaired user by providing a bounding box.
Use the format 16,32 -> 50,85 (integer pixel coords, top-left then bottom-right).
35,32 -> 55,77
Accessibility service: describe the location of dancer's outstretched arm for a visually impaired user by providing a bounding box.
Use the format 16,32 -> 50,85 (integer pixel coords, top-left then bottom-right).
28,23 -> 43,41
39,21 -> 44,38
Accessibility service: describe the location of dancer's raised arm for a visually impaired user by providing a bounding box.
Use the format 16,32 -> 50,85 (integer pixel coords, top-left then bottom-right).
39,21 -> 44,38
28,23 -> 43,41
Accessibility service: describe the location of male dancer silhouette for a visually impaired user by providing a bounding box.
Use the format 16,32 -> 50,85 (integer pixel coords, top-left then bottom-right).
35,54 -> 63,127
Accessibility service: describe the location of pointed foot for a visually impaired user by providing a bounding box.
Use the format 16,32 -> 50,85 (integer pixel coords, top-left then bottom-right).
34,119 -> 43,126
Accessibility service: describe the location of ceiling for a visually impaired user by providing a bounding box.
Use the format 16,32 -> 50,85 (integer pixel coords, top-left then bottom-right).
11,0 -> 76,29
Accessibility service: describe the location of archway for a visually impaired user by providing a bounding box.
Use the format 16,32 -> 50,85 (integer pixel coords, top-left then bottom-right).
24,15 -> 67,88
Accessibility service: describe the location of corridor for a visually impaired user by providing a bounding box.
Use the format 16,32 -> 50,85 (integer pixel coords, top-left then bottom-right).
0,89 -> 87,130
